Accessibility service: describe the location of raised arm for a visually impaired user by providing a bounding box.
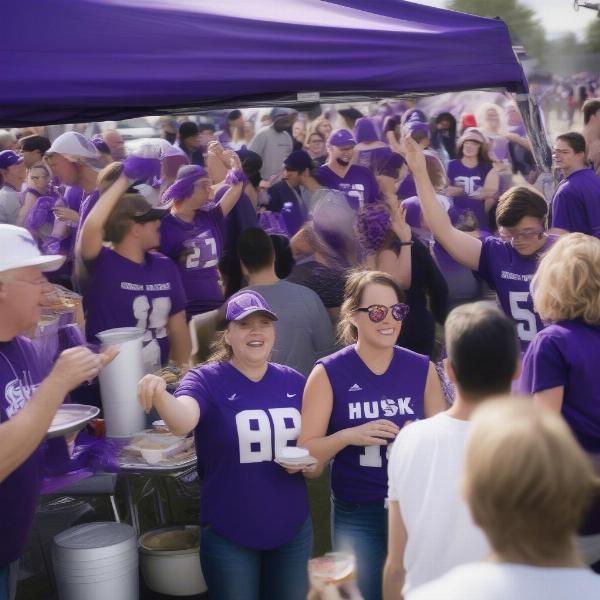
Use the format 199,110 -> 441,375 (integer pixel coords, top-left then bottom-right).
215,151 -> 246,217
403,136 -> 482,271
77,173 -> 129,261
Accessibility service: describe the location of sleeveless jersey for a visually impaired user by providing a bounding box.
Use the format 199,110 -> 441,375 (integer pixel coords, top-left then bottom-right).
318,345 -> 428,504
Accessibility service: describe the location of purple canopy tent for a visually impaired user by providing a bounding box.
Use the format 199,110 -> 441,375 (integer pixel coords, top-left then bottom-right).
1,0 -> 550,169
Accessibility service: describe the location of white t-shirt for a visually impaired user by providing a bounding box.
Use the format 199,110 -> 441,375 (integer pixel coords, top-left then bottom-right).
387,412 -> 489,595
407,562 -> 600,600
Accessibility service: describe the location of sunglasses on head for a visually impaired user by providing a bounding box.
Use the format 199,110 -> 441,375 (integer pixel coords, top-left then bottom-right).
354,303 -> 410,323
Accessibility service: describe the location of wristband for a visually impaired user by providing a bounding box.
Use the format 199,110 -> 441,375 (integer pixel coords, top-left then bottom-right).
398,241 -> 414,246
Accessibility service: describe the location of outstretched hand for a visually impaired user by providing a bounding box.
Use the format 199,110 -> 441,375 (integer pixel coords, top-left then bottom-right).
402,134 -> 426,174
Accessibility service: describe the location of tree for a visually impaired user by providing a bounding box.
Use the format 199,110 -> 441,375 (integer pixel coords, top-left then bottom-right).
446,0 -> 547,61
585,17 -> 600,53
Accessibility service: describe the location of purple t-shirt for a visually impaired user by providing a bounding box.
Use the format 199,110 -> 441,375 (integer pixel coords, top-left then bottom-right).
315,164 -> 379,211
478,236 -> 556,350
80,247 -> 186,368
318,345 -> 428,504
0,337 -> 44,564
551,168 -> 600,238
159,206 -> 225,318
519,320 -> 600,452
175,361 -> 309,549
447,160 -> 492,229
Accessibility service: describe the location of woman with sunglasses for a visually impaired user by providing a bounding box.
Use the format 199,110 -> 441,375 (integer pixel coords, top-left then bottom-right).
299,270 -> 446,600
404,136 -> 556,352
159,159 -> 245,319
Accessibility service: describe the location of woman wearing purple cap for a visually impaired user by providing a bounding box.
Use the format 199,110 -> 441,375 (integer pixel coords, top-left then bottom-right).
445,127 -> 499,230
159,159 -> 245,319
299,270 -> 446,600
138,290 -> 313,600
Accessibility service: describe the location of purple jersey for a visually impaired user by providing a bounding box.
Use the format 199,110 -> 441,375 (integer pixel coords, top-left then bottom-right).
318,345 -> 428,504
159,206 -> 225,318
551,168 -> 600,238
447,160 -> 492,229
519,321 -> 600,452
80,247 -> 186,369
477,236 -> 556,350
0,337 -> 44,564
175,361 -> 309,549
316,164 -> 379,211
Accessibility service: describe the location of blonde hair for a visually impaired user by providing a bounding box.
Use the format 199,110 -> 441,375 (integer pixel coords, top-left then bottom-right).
206,329 -> 233,363
476,102 -> 507,134
337,270 -> 405,346
464,398 -> 600,563
532,233 -> 600,325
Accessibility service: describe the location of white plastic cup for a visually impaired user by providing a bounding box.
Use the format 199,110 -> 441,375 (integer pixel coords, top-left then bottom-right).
97,327 -> 146,438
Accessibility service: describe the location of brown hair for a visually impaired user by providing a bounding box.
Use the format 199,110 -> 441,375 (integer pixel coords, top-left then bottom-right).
582,98 -> 600,125
457,138 -> 493,166
532,232 -> 600,325
337,270 -> 405,346
206,329 -> 234,363
465,398 -> 600,563
495,186 -> 548,228
97,161 -> 124,192
104,193 -> 145,244
557,132 -> 586,155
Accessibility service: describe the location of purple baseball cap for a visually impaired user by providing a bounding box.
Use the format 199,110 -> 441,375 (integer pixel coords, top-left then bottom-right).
0,150 -> 24,169
226,291 -> 278,322
327,129 -> 356,147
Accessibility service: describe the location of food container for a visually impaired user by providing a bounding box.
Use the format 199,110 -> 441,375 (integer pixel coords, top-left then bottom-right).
96,327 -> 145,438
139,525 -> 207,596
125,431 -> 193,465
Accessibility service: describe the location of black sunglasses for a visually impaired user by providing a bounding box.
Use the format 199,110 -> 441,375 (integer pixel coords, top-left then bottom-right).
355,303 -> 410,323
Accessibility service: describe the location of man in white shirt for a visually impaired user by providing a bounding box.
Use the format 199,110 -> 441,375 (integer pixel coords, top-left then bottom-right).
408,399 -> 600,600
383,302 -> 520,599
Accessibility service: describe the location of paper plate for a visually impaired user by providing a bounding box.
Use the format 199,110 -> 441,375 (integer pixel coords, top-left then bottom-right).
47,404 -> 100,439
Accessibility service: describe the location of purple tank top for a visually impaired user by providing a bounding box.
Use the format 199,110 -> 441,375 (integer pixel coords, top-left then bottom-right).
318,345 -> 428,504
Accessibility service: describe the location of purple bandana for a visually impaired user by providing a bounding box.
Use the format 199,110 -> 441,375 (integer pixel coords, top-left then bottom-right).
162,165 -> 209,204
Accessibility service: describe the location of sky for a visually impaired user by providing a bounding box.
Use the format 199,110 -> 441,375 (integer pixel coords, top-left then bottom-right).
417,0 -> 598,39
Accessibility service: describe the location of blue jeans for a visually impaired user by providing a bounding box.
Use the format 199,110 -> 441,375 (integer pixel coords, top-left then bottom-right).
200,518 -> 312,600
332,497 -> 388,600
0,562 -> 17,600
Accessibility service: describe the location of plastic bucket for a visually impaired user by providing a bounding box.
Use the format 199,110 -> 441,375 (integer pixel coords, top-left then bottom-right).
97,327 -> 146,437
139,525 -> 207,596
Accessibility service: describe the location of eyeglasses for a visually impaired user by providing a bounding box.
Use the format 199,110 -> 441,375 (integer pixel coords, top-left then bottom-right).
498,229 -> 544,243
354,303 -> 410,323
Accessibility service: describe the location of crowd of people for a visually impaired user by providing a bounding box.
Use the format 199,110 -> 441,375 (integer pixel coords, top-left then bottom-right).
1,92 -> 600,600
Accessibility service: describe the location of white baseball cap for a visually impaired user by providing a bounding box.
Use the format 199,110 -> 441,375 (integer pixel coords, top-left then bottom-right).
47,131 -> 103,167
0,225 -> 65,273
